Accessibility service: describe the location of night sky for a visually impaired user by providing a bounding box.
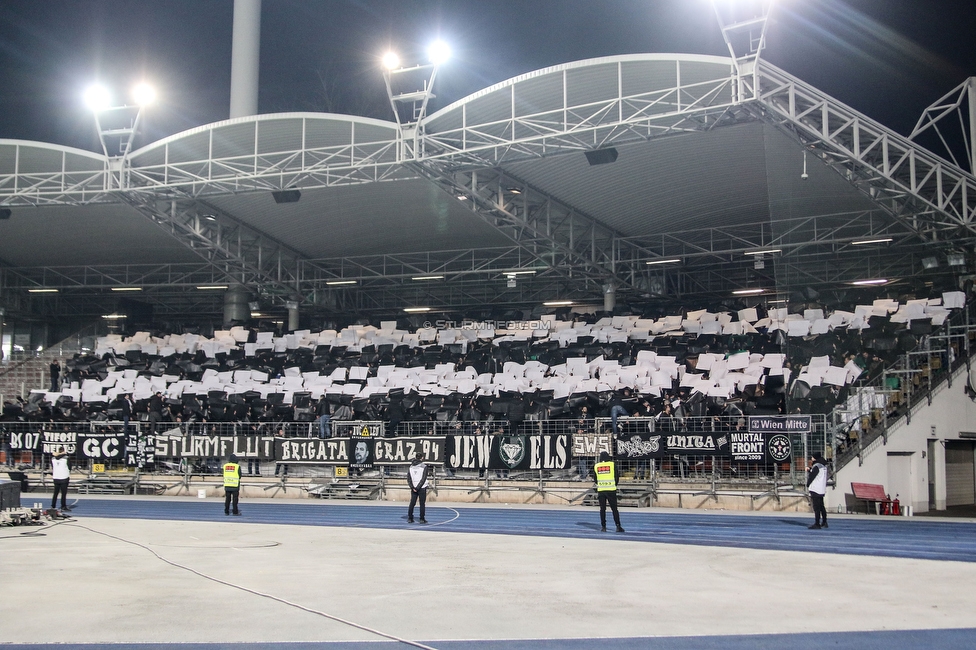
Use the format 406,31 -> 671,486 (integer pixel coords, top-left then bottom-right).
0,0 -> 974,154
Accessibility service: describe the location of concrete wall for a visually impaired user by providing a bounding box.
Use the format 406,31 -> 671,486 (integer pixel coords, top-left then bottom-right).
831,363 -> 976,514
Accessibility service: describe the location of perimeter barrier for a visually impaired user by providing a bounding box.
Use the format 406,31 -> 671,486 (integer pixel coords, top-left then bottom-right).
2,415 -> 824,499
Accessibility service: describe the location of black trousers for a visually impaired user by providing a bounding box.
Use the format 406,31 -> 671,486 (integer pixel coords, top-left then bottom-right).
408,487 -> 427,521
598,491 -> 621,528
811,492 -> 827,525
52,479 -> 69,509
224,488 -> 240,514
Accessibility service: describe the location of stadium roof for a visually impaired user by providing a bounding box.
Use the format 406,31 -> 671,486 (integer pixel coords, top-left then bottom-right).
0,53 -> 973,325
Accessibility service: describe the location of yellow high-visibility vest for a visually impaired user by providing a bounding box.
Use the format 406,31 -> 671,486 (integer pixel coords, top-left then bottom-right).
595,461 -> 616,491
223,462 -> 241,488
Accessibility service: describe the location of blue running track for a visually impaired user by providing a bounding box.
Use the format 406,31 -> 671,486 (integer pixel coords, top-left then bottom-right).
29,497 -> 976,563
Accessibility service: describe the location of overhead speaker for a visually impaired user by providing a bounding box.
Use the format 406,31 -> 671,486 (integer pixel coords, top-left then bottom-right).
584,148 -> 618,166
0,208 -> 10,219
272,189 -> 301,204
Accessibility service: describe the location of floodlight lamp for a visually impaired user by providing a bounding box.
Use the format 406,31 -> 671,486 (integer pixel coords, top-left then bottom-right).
921,257 -> 939,270
427,40 -> 451,65
83,84 -> 112,112
947,252 -> 966,266
132,82 -> 156,106
382,51 -> 400,70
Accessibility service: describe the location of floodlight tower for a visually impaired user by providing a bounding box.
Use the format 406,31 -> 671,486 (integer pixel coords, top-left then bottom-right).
712,0 -> 773,103
382,40 -> 451,160
84,82 -> 156,191
85,82 -> 155,160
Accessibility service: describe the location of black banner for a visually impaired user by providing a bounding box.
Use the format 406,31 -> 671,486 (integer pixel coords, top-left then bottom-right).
126,431 -> 154,467
334,421 -> 385,438
77,434 -> 125,460
41,430 -> 78,455
7,431 -> 42,451
274,438 -> 350,464
155,434 -> 277,460
613,431 -> 731,459
374,437 -> 445,465
663,432 -> 731,455
613,432 -> 666,460
728,432 -> 793,463
445,433 -> 570,470
350,437 -> 374,469
611,430 -> 793,463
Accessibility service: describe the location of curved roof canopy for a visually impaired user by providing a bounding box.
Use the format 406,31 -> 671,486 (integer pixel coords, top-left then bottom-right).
0,54 -> 971,320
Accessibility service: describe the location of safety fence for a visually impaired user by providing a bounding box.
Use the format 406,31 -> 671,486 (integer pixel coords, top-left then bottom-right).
2,415 -> 825,487
831,302 -> 976,469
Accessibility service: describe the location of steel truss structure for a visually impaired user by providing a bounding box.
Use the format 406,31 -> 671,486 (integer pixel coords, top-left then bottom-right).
1,210 -> 957,318
1,54 -> 974,320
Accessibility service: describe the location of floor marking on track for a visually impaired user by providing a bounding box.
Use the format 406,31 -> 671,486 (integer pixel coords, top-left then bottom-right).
427,507 -> 461,527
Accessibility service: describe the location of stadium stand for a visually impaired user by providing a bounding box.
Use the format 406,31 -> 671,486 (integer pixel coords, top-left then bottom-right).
3,293 -> 963,426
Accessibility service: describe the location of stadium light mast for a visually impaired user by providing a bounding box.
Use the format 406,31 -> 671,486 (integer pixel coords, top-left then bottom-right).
712,0 -> 773,103
84,82 -> 155,162
382,40 -> 451,160
230,0 -> 261,118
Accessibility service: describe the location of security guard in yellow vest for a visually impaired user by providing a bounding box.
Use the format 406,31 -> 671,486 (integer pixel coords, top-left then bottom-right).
591,451 -> 624,532
223,454 -> 243,516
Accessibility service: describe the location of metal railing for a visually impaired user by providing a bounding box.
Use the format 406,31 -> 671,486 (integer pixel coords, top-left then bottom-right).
2,414 -> 826,485
831,301 -> 975,468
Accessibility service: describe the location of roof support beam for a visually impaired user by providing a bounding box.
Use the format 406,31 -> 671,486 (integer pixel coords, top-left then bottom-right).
753,62 -> 976,238
408,163 -> 643,292
118,191 -> 306,301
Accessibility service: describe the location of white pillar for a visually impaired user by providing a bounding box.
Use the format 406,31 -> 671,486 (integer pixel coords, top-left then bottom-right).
286,301 -> 300,332
223,287 -> 250,325
229,0 -> 261,119
603,284 -> 616,312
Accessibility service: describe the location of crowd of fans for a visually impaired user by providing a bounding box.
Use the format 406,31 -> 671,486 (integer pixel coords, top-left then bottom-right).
0,293 -> 965,431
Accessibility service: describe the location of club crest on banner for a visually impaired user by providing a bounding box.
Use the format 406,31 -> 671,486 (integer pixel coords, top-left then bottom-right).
767,434 -> 792,462
499,436 -> 526,468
